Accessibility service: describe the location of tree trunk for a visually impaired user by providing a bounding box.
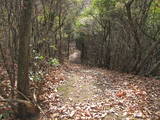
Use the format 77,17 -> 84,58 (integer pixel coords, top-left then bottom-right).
17,0 -> 33,119
67,34 -> 71,60
58,0 -> 63,63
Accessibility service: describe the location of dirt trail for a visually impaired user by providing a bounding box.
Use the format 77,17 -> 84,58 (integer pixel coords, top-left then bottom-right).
69,50 -> 81,64
60,51 -> 105,103
46,52 -> 160,120
56,64 -> 118,120
58,67 -> 103,103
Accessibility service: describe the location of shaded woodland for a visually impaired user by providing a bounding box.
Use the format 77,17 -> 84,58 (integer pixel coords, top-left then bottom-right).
0,0 -> 160,120
75,0 -> 160,76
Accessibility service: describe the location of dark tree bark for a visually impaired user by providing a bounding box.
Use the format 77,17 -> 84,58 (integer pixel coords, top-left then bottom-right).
58,0 -> 63,63
17,0 -> 34,119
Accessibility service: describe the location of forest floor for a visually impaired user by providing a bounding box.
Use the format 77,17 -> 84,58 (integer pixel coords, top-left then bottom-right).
39,51 -> 160,120
0,51 -> 160,120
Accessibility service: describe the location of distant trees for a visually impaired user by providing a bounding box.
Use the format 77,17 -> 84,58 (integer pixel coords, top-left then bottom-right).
31,0 -> 84,62
74,0 -> 160,76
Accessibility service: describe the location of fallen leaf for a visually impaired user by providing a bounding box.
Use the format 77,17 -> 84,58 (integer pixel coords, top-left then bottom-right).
116,91 -> 126,97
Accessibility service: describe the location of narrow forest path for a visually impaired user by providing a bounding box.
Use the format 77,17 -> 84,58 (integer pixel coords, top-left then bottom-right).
41,51 -> 160,120
58,69 -> 100,103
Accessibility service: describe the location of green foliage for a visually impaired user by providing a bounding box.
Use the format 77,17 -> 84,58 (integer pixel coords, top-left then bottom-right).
37,15 -> 45,22
115,2 -> 125,9
49,58 -> 60,66
145,0 -> 160,36
37,6 -> 55,23
75,19 -> 83,29
36,55 -> 45,60
50,45 -> 57,50
81,6 -> 93,17
30,71 -> 43,82
31,51 -> 46,82
149,0 -> 160,22
0,110 -> 13,120
0,114 -> 2,120
92,0 -> 116,14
